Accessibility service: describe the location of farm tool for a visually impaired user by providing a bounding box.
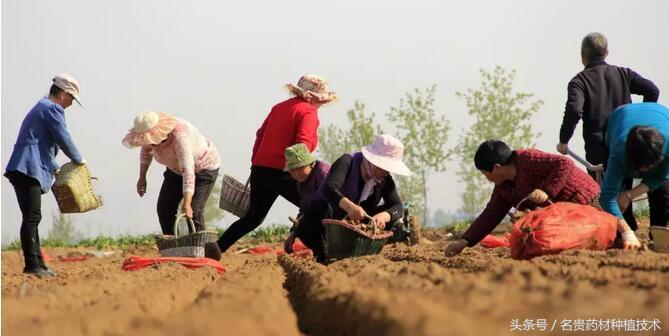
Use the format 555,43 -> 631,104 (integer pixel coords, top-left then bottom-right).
567,148 -> 647,203
388,202 -> 422,245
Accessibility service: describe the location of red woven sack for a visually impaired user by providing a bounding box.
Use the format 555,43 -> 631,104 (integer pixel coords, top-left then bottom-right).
509,202 -> 617,259
480,234 -> 510,248
122,256 -> 226,274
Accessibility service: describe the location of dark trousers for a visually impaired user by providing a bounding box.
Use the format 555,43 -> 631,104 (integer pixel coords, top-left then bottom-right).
217,166 -> 300,252
6,171 -> 45,270
648,181 -> 669,227
157,168 -> 219,235
296,199 -> 330,262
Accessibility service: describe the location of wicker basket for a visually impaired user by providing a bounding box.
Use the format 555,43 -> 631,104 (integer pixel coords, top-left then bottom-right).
219,175 -> 250,217
324,218 -> 393,260
154,214 -> 219,258
52,162 -> 103,213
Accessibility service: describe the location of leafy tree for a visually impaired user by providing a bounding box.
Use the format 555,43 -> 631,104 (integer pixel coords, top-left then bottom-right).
48,211 -> 78,244
386,85 -> 451,224
454,66 -> 543,218
204,179 -> 225,226
317,100 -> 381,164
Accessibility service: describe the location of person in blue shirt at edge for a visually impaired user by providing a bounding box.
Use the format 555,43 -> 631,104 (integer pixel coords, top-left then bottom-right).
281,143 -> 331,254
4,74 -> 87,277
600,102 -> 669,250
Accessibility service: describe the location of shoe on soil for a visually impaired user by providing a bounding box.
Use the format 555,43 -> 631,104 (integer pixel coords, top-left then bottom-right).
23,267 -> 54,277
41,267 -> 57,276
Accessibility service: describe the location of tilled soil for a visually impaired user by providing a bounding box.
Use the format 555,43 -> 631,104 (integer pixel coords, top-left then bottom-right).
2,248 -> 299,336
3,238 -> 668,335
281,243 -> 669,335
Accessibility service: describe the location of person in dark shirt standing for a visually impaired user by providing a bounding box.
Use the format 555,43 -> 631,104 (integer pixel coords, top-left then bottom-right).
556,32 -> 663,230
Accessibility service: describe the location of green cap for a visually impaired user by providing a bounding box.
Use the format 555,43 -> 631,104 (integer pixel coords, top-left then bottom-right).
284,143 -> 317,171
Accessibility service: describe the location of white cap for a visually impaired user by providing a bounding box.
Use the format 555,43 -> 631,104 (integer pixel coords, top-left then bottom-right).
52,74 -> 82,107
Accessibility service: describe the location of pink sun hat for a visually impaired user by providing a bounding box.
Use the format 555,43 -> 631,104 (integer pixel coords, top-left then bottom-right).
122,111 -> 177,148
361,134 -> 412,176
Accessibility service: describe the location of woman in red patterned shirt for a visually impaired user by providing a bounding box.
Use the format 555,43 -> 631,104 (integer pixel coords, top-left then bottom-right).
445,140 -> 600,256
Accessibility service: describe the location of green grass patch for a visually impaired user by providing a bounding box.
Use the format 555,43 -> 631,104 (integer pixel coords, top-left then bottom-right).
2,224 -> 292,251
2,234 -> 157,251
249,224 -> 291,244
446,220 -> 471,236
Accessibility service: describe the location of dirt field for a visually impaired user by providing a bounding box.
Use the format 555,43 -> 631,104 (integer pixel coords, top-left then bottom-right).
3,233 -> 669,336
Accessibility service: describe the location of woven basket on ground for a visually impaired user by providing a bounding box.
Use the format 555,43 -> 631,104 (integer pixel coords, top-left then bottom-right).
324,218 -> 393,260
155,214 -> 219,258
52,162 -> 103,213
219,175 -> 250,217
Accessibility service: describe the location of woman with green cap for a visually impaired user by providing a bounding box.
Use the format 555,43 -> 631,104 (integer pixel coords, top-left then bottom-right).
283,143 -> 331,253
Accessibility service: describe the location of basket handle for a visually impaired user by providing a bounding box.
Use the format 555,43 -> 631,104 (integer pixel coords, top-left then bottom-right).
173,213 -> 196,238
515,195 -> 554,210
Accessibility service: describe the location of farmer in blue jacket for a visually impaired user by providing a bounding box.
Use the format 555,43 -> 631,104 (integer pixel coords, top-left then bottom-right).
5,74 -> 86,276
600,102 -> 669,250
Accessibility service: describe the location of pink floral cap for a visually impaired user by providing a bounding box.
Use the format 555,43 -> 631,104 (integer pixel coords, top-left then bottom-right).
285,74 -> 338,104
122,111 -> 177,148
361,134 -> 412,176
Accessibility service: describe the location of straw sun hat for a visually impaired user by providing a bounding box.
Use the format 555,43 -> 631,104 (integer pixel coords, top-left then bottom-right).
285,74 -> 338,104
122,111 -> 177,148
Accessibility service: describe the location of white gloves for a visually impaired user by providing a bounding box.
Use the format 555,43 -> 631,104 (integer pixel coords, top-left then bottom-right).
622,230 -> 640,247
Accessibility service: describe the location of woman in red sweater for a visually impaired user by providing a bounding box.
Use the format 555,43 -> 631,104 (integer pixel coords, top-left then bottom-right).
445,140 -> 600,256
217,75 -> 338,252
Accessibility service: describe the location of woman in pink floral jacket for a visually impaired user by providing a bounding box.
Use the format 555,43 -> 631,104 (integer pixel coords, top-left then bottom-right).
122,112 -> 220,240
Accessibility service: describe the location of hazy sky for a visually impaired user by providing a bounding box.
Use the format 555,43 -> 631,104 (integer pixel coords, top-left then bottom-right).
2,0 -> 668,245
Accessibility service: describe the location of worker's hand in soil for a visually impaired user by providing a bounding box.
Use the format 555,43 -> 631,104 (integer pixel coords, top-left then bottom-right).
527,189 -> 549,204
622,230 -> 641,250
616,191 -> 633,213
284,232 -> 297,253
556,143 -> 568,155
445,239 -> 468,256
371,212 -> 391,230
136,177 -> 147,197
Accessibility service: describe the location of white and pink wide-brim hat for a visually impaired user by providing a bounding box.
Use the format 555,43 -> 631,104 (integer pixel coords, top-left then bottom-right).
361,134 -> 412,176
122,111 -> 177,148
